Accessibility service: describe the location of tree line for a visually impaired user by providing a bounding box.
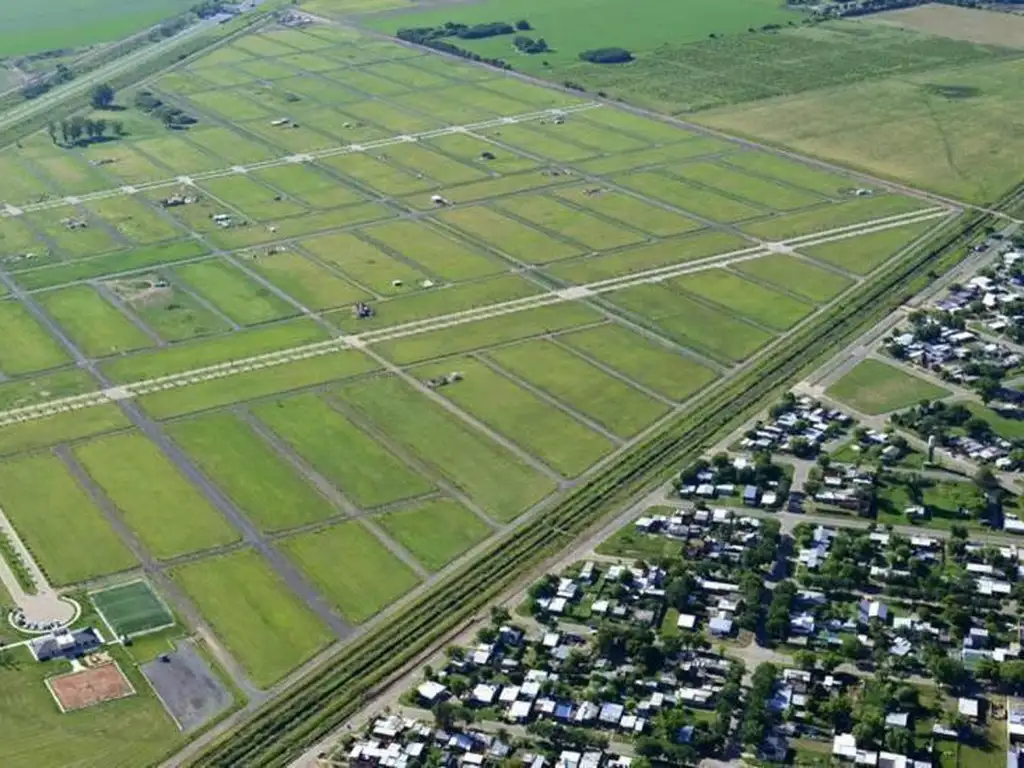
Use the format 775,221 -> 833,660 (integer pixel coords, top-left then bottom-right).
46,116 -> 124,147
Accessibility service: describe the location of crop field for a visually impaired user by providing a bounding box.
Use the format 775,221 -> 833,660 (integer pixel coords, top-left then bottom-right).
0,18 -> 960,737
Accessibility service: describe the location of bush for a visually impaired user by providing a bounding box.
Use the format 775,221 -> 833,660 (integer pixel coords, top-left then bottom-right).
513,35 -> 549,54
578,47 -> 633,64
454,21 -> 514,39
515,19 -> 531,30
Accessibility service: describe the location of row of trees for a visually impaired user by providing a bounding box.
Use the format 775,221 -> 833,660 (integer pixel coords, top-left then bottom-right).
45,116 -> 124,147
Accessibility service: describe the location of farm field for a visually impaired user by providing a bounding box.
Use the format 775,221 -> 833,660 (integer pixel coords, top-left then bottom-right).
826,359 -> 951,415
0,17 -> 960,705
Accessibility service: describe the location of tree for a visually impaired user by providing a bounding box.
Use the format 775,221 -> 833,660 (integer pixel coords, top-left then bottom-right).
975,465 -> 999,493
45,122 -> 57,145
90,83 -> 116,110
930,657 -> 968,690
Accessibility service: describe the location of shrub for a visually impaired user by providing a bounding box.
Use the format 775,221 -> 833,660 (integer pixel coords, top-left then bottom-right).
578,47 -> 633,64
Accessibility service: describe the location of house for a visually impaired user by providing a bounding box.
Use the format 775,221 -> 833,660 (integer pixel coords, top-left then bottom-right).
885,712 -> 909,729
472,684 -> 497,705
859,599 -> 888,623
709,616 -> 734,637
417,681 -> 448,704
834,733 -> 857,760
959,697 -> 980,721
743,485 -> 761,506
28,627 -> 102,662
1009,699 -> 1024,743
677,613 -> 698,631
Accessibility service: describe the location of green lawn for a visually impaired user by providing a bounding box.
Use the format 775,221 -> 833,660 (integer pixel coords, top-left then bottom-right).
280,521 -> 421,623
0,453 -> 136,586
616,171 -> 765,223
172,549 -> 333,689
414,356 -> 615,477
38,285 -> 155,358
104,276 -> 230,343
169,413 -> 338,532
173,259 -> 299,327
802,219 -> 939,275
378,499 -> 492,571
596,511 -> 685,559
0,301 -> 70,375
558,324 -> 719,401
253,393 -> 433,508
740,195 -> 930,241
667,268 -> 815,331
876,476 -> 985,529
966,402 -> 1024,441
0,405 -> 130,458
735,254 -> 853,302
337,376 -> 558,522
74,432 -> 240,559
486,339 -> 669,437
825,359 -> 950,415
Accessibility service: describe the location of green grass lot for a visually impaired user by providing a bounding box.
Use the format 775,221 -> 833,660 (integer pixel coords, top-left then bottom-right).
361,220 -> 507,281
667,269 -> 814,331
596,510 -> 685,559
0,301 -> 69,374
544,231 -> 747,284
722,151 -> 854,197
91,581 -> 174,637
415,357 -> 616,477
735,254 -> 853,301
670,161 -> 824,210
801,219 -> 939,275
616,171 -> 765,222
102,318 -> 326,382
0,647 -> 179,768
104,275 -> 230,342
38,286 -> 155,358
378,499 -> 492,571
575,138 -> 734,176
486,339 -> 669,437
368,0 -> 798,71
299,231 -> 431,296
608,283 -> 773,363
169,413 -> 338,532
281,521 -> 421,623
0,405 -> 130,458
696,51 -> 1024,203
825,359 -> 951,415
337,376 -> 557,522
558,324 -> 719,401
439,206 -> 584,264
252,166 -> 368,210
172,549 -> 333,689
0,369 -> 95,412
246,250 -> 371,312
876,476 -> 986,530
252,393 -> 434,508
0,453 -> 135,585
201,177 -> 307,222
554,186 -> 704,237
74,432 -> 240,559
740,196 -> 931,241
172,259 -> 300,326
374,302 -> 602,365
493,195 -> 646,250
137,350 -> 378,418
965,403 -> 1024,441
85,197 -> 181,245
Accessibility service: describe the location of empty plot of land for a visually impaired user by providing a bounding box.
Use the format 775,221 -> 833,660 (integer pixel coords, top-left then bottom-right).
0,302 -> 69,375
801,219 -> 937,274
826,359 -> 951,414
735,254 -> 854,302
38,286 -> 154,358
104,276 -> 229,343
252,393 -> 433,509
91,581 -> 174,638
494,195 -> 645,250
299,232 -> 430,296
378,499 -> 492,572
616,171 -> 765,222
280,521 -> 421,624
171,549 -> 332,689
867,4 -> 1024,48
667,269 -> 815,331
0,453 -> 136,586
554,186 -> 703,237
169,413 -> 338,532
670,161 -> 823,210
74,433 -> 240,560
337,376 -> 557,522
558,324 -> 719,402
438,206 -> 583,264
415,357 -> 616,477
364,220 -> 506,281
486,340 -> 670,438
740,196 -> 929,241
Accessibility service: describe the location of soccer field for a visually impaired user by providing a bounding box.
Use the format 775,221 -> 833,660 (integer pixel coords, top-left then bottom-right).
91,581 -> 175,638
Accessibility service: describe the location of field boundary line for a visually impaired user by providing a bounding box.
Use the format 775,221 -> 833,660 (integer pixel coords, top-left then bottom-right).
0,209 -> 955,428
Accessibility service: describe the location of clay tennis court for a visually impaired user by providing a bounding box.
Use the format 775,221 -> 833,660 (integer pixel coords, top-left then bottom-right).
46,663 -> 136,712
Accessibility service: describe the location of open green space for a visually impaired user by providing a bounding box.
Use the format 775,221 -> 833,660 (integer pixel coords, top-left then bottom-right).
169,413 -> 338,532
740,196 -> 931,241
668,268 -> 814,330
616,171 -> 765,222
558,324 -> 719,401
0,453 -> 136,586
91,580 -> 174,638
74,432 -> 240,559
439,206 -> 583,264
103,275 -> 230,342
965,402 -> 1024,442
671,161 -> 823,210
486,339 -> 669,437
801,219 -> 939,275
876,475 -> 986,530
494,195 -> 645,250
378,500 -> 492,572
0,301 -> 69,375
252,393 -> 433,509
415,356 -> 616,477
0,369 -> 95,413
248,251 -> 370,312
38,286 -> 155,358
0,405 -> 130,458
172,549 -> 333,689
280,521 -> 421,624
0,646 -> 180,768
554,186 -> 703,237
735,254 -> 853,301
363,220 -> 506,281
826,359 -> 950,415
337,376 -> 557,521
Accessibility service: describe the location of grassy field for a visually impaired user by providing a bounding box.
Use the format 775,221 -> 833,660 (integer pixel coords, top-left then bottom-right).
802,219 -> 943,275
38,286 -> 155,358
0,647 -> 179,768
0,301 -> 70,375
168,413 -> 339,532
735,254 -> 853,301
91,580 -> 174,637
172,549 -> 333,689
667,269 -> 815,330
378,499 -> 492,571
826,359 -> 951,415
0,453 -> 135,585
281,521 -> 421,623
74,432 -> 240,559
